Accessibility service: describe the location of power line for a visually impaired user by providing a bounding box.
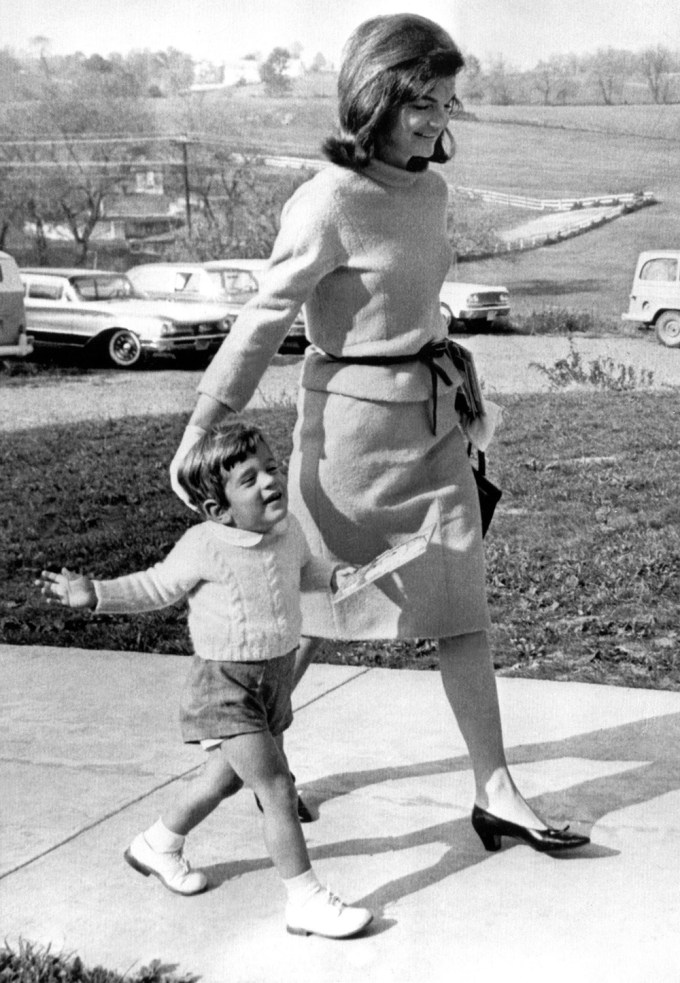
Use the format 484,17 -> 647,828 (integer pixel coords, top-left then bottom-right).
0,132 -> 234,148
0,159 -> 190,169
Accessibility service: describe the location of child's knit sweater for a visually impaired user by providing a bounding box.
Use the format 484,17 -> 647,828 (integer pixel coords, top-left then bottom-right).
93,515 -> 336,661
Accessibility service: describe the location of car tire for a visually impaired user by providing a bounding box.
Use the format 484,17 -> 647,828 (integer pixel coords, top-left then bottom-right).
655,310 -> 680,348
105,329 -> 144,368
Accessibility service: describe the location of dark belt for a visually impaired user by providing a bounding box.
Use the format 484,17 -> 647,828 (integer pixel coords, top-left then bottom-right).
324,338 -> 468,434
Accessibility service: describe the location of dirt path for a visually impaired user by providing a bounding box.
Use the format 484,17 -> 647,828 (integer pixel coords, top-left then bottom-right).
1,336 -> 677,433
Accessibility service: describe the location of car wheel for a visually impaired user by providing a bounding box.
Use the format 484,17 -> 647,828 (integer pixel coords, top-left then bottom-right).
655,310 -> 680,348
105,329 -> 144,368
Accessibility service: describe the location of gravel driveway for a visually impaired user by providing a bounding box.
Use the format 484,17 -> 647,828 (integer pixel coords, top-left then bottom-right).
2,335 -> 677,433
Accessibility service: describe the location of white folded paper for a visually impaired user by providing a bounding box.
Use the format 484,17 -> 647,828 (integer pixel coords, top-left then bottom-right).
333,525 -> 436,603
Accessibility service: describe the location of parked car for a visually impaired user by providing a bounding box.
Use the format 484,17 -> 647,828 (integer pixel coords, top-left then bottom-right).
439,280 -> 510,330
127,259 -> 309,352
20,268 -> 234,368
621,250 -> 680,347
0,251 -> 33,361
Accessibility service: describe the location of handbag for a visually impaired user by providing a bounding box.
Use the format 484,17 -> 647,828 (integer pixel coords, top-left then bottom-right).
469,447 -> 502,538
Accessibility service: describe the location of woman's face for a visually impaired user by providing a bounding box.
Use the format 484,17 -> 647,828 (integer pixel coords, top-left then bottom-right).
375,76 -> 457,170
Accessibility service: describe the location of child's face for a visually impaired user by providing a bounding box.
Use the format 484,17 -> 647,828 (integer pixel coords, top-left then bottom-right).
220,440 -> 288,533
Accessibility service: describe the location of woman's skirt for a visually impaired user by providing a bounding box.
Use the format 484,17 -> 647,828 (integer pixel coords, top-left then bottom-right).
287,384 -> 490,640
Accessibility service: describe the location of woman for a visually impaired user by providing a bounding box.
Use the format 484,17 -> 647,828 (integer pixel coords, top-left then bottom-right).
173,13 -> 589,853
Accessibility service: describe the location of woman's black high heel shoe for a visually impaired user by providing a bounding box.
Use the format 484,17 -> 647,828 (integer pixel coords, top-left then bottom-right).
471,805 -> 590,853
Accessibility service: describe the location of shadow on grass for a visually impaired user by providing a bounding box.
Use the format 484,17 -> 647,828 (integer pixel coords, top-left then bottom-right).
508,278 -> 601,297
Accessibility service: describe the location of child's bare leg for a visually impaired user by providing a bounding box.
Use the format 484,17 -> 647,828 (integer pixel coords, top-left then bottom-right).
162,747 -> 244,836
221,730 -> 309,878
225,731 -> 372,937
124,748 -> 243,895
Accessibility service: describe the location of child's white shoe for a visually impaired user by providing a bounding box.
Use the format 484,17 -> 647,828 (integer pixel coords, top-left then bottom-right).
286,888 -> 373,939
124,833 -> 208,896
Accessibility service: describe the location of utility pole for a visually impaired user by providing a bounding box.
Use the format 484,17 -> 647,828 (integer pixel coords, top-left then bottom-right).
178,136 -> 192,234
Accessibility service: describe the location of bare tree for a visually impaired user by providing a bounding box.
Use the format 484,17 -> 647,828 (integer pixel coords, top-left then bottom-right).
163,162 -> 312,262
638,45 -> 676,103
459,53 -> 484,103
0,66 -> 155,265
586,48 -> 633,105
484,56 -> 515,105
531,56 -> 575,105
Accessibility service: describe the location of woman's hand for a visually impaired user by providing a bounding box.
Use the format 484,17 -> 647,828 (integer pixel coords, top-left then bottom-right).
169,425 -> 207,510
170,396 -> 237,508
38,568 -> 96,610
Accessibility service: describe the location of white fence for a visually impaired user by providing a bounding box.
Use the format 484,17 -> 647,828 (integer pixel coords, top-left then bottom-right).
452,186 -> 656,212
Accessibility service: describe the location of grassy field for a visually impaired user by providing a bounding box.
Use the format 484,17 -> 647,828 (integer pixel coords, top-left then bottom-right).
2,388 -> 678,691
471,103 -> 680,141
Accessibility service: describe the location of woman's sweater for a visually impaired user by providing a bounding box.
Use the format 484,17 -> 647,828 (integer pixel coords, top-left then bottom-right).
199,159 -> 462,411
93,515 -> 336,662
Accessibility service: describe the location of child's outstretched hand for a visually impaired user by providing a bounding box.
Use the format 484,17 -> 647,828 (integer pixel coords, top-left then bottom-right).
38,568 -> 97,610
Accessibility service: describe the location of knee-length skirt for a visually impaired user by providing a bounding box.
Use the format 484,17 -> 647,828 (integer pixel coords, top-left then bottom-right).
287,384 -> 490,640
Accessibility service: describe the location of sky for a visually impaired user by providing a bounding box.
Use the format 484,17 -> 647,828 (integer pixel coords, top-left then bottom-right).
5,0 -> 680,69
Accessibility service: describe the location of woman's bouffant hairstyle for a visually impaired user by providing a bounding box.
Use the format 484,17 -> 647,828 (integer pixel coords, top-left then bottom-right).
177,420 -> 267,517
323,14 -> 465,171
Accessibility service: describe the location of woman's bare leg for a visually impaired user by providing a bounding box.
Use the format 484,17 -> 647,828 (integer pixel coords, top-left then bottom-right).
439,630 -> 547,828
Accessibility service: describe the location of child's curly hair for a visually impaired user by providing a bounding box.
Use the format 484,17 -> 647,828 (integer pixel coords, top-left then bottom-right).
177,420 -> 267,517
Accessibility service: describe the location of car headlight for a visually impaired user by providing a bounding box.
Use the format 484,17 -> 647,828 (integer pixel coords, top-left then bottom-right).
160,321 -> 174,337
467,293 -> 481,305
499,293 -> 509,304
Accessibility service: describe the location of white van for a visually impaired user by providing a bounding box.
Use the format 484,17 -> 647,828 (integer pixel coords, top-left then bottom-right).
621,250 -> 680,347
0,251 -> 33,359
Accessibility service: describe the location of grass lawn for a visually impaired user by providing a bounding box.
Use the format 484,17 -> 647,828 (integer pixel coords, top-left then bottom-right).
1,389 -> 678,690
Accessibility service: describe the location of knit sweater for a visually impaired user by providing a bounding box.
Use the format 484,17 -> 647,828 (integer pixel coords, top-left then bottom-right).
93,515 -> 336,662
199,158 -> 463,411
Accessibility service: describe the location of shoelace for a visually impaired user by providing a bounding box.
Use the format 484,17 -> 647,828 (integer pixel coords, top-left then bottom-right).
323,888 -> 345,914
169,849 -> 191,874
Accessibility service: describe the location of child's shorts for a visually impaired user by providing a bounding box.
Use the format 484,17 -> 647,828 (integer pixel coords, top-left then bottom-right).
180,651 -> 296,745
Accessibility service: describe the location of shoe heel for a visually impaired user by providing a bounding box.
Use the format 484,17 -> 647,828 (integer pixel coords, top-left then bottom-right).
471,816 -> 502,852
476,829 -> 502,852
124,848 -> 150,877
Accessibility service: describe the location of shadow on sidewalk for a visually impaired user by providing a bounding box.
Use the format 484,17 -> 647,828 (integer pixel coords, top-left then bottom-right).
203,710 -> 680,915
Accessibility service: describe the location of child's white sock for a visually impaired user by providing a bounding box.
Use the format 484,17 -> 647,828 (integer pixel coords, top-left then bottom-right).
144,818 -> 185,853
283,867 -> 323,907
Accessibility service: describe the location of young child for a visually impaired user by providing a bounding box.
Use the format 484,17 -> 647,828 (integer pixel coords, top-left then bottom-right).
38,420 -> 372,940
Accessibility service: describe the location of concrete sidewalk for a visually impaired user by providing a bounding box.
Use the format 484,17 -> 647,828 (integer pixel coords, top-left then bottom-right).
1,644 -> 679,982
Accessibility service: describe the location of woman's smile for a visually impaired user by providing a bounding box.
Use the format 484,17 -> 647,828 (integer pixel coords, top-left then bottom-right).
376,76 -> 457,168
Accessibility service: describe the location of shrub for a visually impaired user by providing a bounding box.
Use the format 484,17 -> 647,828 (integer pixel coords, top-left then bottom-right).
520,307 -> 598,335
530,338 -> 654,390
0,940 -> 198,983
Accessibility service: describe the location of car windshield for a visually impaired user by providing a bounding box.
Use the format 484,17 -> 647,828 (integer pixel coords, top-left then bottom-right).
71,275 -> 140,301
219,270 -> 258,294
